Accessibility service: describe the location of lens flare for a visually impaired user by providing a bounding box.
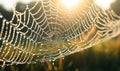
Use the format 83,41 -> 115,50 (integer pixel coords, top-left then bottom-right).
95,0 -> 115,9
0,0 -> 16,11
61,0 -> 80,9
0,0 -> 33,11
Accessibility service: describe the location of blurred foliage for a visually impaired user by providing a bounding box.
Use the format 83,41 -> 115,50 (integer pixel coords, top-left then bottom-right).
0,35 -> 120,71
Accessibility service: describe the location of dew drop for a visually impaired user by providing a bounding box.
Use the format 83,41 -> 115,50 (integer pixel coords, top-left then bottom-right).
0,15 -> 3,18
52,62 -> 54,65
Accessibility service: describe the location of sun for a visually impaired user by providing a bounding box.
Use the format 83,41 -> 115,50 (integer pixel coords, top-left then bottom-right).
61,0 -> 80,9
95,0 -> 115,9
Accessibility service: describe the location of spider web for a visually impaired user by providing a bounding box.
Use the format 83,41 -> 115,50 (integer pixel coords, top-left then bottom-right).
0,0 -> 120,66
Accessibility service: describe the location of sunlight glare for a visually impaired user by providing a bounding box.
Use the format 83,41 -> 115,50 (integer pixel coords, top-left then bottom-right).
95,0 -> 115,9
61,0 -> 80,9
0,0 -> 16,11
0,0 -> 33,11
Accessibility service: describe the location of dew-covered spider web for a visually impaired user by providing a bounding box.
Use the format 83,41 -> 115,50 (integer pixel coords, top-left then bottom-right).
0,0 -> 120,66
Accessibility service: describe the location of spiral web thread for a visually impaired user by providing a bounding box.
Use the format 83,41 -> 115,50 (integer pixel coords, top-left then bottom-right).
0,0 -> 120,66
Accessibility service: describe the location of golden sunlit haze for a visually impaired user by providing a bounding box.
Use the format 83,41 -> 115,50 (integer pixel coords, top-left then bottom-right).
0,0 -> 116,11
94,0 -> 115,9
61,0 -> 81,9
